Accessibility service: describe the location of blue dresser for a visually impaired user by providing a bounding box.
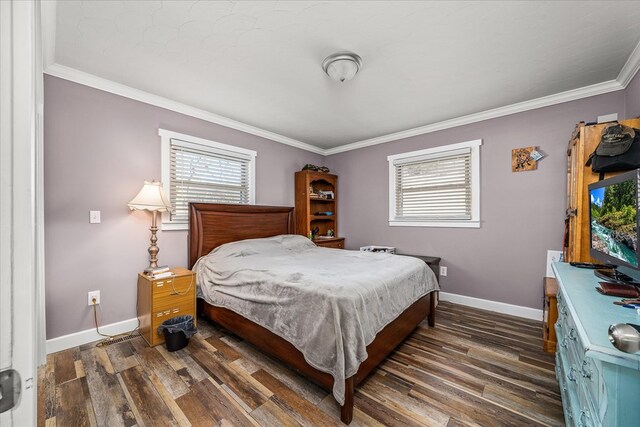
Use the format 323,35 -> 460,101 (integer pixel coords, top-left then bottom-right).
552,262 -> 640,426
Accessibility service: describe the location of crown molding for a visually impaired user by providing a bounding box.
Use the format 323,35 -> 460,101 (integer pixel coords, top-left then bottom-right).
617,39 -> 640,88
324,79 -> 625,155
44,63 -> 325,155
46,38 -> 639,158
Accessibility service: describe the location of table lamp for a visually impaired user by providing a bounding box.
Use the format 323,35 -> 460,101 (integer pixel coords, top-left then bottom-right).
128,181 -> 172,273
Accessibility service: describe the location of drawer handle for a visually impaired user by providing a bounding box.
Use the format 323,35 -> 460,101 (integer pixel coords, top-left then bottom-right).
578,409 -> 590,427
164,310 -> 170,315
569,328 -> 577,340
581,360 -> 592,379
156,282 -> 164,287
156,312 -> 163,318
172,308 -> 180,313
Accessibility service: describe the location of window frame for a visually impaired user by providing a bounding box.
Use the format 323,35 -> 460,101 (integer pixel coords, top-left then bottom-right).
159,128 -> 256,231
387,139 -> 482,228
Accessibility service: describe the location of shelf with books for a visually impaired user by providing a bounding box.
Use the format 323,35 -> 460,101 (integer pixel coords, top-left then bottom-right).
295,170 -> 344,249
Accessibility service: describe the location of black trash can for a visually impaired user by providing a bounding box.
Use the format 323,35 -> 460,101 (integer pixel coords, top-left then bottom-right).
157,315 -> 197,352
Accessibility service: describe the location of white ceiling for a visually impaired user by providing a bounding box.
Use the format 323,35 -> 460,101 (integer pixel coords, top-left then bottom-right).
50,1 -> 640,150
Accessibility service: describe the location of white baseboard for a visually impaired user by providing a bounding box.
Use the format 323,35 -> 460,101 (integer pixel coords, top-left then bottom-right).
45,294 -> 541,353
46,317 -> 139,354
439,292 -> 543,321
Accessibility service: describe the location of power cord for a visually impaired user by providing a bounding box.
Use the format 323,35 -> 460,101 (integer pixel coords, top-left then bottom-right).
92,296 -> 140,346
170,273 -> 194,296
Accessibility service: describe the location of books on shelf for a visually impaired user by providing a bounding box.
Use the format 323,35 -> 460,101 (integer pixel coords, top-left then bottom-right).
318,190 -> 334,199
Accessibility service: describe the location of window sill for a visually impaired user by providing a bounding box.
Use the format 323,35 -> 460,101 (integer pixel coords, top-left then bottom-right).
389,220 -> 480,228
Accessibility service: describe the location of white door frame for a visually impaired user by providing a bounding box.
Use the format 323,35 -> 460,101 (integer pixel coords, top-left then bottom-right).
0,0 -> 43,425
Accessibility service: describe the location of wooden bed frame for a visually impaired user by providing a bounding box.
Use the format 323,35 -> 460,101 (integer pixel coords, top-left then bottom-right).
188,203 -> 436,424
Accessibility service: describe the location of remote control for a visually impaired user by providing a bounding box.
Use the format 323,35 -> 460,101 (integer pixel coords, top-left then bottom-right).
569,262 -> 615,269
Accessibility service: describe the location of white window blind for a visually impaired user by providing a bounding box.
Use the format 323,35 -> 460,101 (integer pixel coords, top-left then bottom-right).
388,139 -> 481,228
394,148 -> 471,220
160,129 -> 256,229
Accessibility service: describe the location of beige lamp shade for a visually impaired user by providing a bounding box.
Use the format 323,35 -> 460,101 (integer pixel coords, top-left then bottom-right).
128,181 -> 172,212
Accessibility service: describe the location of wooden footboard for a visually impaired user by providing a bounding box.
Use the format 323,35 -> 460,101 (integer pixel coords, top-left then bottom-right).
198,291 -> 436,424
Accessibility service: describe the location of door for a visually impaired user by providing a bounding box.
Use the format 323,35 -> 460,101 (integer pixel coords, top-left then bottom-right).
0,1 -> 41,425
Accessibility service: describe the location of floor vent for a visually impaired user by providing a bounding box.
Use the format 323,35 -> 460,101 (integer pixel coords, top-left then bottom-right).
96,333 -> 140,347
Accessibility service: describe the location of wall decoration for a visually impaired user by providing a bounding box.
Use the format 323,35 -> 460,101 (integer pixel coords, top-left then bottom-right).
512,146 -> 537,172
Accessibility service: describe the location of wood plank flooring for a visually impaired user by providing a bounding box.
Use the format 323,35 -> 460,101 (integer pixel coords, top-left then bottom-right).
38,302 -> 564,426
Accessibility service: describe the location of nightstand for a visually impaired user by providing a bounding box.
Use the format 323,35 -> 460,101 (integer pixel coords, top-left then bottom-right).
137,267 -> 196,347
400,254 -> 441,282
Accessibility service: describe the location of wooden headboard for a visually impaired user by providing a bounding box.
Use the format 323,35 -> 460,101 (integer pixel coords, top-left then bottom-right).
188,203 -> 295,268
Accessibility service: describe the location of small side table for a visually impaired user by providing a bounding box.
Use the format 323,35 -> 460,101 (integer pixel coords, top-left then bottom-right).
543,277 -> 558,353
137,267 -> 196,347
400,254 -> 441,282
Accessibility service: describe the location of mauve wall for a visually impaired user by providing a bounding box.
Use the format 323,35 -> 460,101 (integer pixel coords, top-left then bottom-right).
626,71 -> 640,119
44,75 -> 323,339
324,92 -> 626,310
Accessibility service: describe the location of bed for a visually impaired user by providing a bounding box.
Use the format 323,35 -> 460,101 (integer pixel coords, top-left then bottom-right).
188,203 -> 438,424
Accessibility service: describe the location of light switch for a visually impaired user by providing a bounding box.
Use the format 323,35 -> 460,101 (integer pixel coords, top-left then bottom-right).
89,210 -> 101,224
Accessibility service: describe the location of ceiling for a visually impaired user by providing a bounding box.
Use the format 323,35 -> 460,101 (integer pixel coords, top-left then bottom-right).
49,1 -> 640,151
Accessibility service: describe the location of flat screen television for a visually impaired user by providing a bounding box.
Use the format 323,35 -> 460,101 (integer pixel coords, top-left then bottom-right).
588,169 -> 640,284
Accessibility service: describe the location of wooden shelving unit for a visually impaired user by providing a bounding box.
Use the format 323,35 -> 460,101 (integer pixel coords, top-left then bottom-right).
565,118 -> 640,261
295,170 -> 345,249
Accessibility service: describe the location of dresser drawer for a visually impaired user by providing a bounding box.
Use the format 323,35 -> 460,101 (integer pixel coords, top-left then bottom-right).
153,290 -> 195,312
579,356 -> 603,422
150,274 -> 195,299
576,383 -> 597,427
557,351 -> 578,426
151,300 -> 196,337
315,238 -> 344,249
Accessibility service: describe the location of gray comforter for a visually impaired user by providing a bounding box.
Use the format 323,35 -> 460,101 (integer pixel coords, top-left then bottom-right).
194,234 -> 438,404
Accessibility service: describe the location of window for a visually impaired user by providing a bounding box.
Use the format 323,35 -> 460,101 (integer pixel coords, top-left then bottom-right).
160,129 -> 256,230
388,139 -> 481,228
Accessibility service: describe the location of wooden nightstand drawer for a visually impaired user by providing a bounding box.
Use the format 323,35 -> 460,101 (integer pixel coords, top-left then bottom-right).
153,292 -> 194,312
137,267 -> 196,347
150,274 -> 195,299
315,238 -> 345,249
151,300 -> 196,337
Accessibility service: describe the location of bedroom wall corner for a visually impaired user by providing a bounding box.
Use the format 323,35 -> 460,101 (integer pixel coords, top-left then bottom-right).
324,90 -> 626,311
43,75 -> 323,342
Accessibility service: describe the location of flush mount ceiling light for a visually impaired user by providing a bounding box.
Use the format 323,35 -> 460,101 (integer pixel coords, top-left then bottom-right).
322,52 -> 363,82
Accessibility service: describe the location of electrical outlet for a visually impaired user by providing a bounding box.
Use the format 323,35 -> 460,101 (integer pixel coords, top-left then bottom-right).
440,266 -> 448,277
546,250 -> 563,278
88,290 -> 100,306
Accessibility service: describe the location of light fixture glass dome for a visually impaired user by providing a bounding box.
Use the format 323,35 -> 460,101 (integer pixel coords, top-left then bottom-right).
322,52 -> 362,82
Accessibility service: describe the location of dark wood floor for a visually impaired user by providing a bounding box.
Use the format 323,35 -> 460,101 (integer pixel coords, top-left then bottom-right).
38,302 -> 564,426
